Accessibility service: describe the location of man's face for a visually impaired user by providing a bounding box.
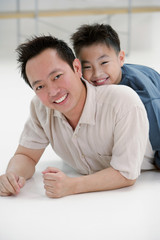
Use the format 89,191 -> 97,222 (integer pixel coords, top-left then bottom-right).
26,48 -> 86,121
78,43 -> 125,86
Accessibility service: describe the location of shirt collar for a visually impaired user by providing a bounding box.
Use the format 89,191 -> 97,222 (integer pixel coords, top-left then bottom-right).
53,79 -> 96,126
78,80 -> 96,125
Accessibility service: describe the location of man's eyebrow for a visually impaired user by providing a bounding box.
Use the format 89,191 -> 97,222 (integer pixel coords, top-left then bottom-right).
31,69 -> 61,88
47,69 -> 61,78
32,80 -> 42,88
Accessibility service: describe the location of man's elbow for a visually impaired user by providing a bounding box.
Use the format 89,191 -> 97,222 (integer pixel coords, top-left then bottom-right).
125,178 -> 136,187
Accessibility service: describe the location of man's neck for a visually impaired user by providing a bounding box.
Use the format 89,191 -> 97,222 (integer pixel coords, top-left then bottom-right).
65,83 -> 86,130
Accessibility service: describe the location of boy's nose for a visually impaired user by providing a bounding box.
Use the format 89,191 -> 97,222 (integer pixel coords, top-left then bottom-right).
93,68 -> 101,78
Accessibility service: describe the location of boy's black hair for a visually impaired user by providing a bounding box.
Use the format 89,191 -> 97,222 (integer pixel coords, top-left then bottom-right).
71,23 -> 121,57
16,35 -> 76,88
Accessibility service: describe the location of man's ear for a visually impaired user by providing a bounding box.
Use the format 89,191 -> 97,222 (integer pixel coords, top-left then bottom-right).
119,50 -> 125,67
73,58 -> 82,77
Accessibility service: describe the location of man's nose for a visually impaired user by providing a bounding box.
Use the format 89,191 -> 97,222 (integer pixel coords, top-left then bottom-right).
47,81 -> 60,97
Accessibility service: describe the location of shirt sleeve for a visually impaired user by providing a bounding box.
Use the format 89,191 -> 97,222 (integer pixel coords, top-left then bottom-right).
109,88 -> 149,180
19,96 -> 50,149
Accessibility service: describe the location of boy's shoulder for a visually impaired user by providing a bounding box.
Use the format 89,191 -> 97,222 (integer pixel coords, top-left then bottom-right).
121,63 -> 160,88
122,63 -> 159,75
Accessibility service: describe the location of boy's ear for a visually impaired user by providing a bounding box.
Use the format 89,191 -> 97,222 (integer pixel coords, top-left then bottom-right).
73,58 -> 82,77
119,51 -> 125,67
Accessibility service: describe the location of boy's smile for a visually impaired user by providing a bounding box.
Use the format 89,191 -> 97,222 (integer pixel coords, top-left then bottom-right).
78,43 -> 125,86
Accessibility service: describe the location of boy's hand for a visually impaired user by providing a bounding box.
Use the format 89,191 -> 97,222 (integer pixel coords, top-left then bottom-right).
42,167 -> 73,198
0,172 -> 25,196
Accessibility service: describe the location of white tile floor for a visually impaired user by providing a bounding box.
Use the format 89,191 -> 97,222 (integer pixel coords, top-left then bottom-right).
0,7 -> 160,240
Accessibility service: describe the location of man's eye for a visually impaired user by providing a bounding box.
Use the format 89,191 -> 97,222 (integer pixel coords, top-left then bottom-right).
36,85 -> 43,91
102,61 -> 108,65
54,74 -> 62,80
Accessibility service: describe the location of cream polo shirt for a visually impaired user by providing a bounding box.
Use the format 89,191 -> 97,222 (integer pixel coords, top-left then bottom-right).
19,81 -> 155,180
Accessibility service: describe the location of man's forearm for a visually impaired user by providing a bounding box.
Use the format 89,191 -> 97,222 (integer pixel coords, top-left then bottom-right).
72,167 -> 136,194
42,166 -> 136,198
6,154 -> 36,180
6,145 -> 45,180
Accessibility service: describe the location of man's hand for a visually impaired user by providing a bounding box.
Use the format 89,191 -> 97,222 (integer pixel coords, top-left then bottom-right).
0,172 -> 25,196
42,167 -> 74,198
0,145 -> 45,197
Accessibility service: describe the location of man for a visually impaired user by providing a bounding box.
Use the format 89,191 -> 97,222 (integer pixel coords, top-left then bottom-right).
0,35 -> 154,198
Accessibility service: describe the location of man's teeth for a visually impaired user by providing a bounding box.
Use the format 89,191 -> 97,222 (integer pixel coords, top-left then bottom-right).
55,94 -> 67,103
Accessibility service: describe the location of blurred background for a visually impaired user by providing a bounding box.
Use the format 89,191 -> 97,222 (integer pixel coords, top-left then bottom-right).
0,0 -> 160,169
0,0 -> 160,66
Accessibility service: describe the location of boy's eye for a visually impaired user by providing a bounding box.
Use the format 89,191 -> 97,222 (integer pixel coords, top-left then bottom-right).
83,65 -> 91,69
101,61 -> 108,65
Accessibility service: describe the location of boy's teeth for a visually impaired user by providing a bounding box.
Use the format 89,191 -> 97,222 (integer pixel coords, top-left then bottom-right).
55,94 -> 67,103
97,79 -> 105,83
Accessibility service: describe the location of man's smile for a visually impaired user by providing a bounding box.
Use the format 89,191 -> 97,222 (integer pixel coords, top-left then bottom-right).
54,93 -> 68,104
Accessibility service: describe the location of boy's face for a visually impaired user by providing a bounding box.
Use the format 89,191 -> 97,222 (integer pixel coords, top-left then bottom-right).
26,48 -> 86,122
78,43 -> 125,86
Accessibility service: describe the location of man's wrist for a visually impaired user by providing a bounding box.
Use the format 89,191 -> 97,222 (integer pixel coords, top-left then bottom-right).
70,175 -> 88,195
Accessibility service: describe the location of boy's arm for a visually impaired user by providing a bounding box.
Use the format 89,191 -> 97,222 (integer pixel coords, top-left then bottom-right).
0,145 -> 45,196
42,166 -> 136,198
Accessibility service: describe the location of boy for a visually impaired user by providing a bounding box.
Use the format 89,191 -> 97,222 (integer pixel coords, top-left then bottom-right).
71,23 -> 160,169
